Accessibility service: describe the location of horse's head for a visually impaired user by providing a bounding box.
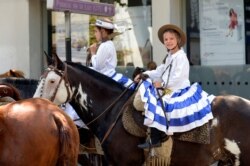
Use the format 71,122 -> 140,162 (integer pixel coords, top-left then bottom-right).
33,53 -> 72,105
9,69 -> 25,78
35,52 -> 132,128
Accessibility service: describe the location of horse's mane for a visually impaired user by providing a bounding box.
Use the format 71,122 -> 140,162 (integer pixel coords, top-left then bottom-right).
65,61 -> 126,90
0,69 -> 25,78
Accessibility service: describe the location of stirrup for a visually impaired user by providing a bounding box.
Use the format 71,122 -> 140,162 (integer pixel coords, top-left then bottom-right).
137,141 -> 161,149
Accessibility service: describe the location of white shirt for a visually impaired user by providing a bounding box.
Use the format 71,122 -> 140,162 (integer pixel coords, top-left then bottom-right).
91,40 -> 117,77
144,49 -> 190,91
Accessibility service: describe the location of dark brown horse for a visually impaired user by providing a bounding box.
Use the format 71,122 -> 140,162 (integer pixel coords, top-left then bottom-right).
0,69 -> 25,78
0,98 -> 80,166
34,53 -> 250,165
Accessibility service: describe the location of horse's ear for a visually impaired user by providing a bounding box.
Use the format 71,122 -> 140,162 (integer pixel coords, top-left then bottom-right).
44,51 -> 64,70
51,52 -> 64,70
44,51 -> 53,66
9,69 -> 15,77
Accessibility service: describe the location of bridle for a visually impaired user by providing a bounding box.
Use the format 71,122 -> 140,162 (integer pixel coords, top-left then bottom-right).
39,63 -> 136,145
39,63 -> 71,103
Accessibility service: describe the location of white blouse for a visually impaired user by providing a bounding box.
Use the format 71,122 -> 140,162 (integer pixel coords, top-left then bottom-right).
144,49 -> 190,91
91,40 -> 117,77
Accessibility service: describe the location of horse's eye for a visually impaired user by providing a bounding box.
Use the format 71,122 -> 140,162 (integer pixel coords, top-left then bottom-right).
50,80 -> 55,84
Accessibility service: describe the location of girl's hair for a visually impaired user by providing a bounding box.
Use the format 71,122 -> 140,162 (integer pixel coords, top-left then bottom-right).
96,26 -> 114,35
229,8 -> 235,16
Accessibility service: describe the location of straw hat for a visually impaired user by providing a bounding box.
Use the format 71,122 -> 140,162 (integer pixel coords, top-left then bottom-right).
158,24 -> 186,47
93,18 -> 115,30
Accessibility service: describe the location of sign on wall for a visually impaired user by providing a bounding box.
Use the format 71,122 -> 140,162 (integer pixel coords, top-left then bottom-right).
199,0 -> 245,65
47,0 -> 115,16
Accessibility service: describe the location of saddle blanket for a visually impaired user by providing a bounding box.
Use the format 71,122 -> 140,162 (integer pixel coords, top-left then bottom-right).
139,79 -> 215,134
111,72 -> 136,90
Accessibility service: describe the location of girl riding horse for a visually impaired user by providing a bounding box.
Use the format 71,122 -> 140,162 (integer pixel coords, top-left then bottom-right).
134,24 -> 213,149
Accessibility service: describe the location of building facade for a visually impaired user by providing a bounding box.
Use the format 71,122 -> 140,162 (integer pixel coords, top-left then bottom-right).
0,0 -> 250,98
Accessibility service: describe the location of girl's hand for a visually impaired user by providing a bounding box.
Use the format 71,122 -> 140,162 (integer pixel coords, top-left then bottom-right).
134,74 -> 141,83
153,81 -> 162,88
134,74 -> 149,83
89,43 -> 97,55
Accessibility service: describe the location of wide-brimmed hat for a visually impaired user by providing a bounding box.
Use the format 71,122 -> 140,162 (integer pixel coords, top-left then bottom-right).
92,18 -> 115,30
158,24 -> 186,47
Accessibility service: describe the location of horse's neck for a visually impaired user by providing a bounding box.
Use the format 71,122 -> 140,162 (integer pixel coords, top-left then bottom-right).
67,65 -> 133,136
70,80 -> 132,139
74,71 -> 124,104
0,73 -> 8,77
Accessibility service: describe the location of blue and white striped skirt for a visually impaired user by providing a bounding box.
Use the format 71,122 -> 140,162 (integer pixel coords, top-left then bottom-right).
111,72 -> 136,90
139,79 -> 214,134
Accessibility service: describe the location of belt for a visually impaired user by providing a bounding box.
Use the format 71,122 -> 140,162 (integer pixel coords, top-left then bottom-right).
163,88 -> 172,95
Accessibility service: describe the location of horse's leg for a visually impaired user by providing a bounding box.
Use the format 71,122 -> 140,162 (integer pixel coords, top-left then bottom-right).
101,155 -> 109,166
170,140 -> 216,166
77,154 -> 91,166
103,120 -> 145,166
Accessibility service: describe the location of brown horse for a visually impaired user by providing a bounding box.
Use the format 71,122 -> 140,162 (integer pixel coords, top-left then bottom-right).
0,98 -> 80,166
34,53 -> 250,165
0,69 -> 25,78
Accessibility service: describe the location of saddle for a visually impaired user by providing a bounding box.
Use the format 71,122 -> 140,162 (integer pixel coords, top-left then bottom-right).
0,84 -> 13,98
122,95 -> 147,137
122,94 -> 211,144
121,95 -> 211,165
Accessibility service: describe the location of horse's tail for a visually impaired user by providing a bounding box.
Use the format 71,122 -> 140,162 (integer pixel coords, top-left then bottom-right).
53,113 -> 79,166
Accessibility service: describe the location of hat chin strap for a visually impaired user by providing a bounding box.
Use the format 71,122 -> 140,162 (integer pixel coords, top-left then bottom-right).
101,34 -> 109,42
101,37 -> 109,42
100,29 -> 109,42
169,44 -> 179,53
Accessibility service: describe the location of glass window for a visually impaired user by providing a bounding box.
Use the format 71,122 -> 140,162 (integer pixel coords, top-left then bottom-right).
186,0 -> 201,65
186,0 -> 247,66
51,12 -> 89,64
245,0 -> 250,63
49,0 -> 152,68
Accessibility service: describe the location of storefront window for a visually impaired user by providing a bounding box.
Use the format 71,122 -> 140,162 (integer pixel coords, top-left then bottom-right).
49,0 -> 152,68
51,12 -> 89,63
187,0 -> 247,66
245,0 -> 250,63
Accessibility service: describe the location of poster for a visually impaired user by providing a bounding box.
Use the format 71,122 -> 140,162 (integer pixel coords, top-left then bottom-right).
199,0 -> 245,65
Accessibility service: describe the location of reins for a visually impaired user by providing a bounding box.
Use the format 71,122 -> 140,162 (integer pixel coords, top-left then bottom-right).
99,81 -> 142,144
85,81 -> 135,126
41,63 -> 138,146
100,97 -> 129,144
71,81 -> 136,147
